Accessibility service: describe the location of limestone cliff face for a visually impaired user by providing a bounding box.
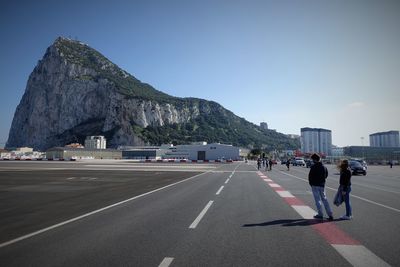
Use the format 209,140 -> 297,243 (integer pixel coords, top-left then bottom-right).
6,37 -> 202,150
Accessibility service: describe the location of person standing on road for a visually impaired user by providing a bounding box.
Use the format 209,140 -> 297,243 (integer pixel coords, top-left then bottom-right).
389,161 -> 393,168
339,160 -> 352,220
265,159 -> 269,171
269,159 -> 273,171
308,153 -> 333,221
257,158 -> 261,170
286,159 -> 290,171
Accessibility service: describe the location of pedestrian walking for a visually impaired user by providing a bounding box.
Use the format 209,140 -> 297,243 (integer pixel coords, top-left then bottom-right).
308,153 -> 333,221
286,159 -> 290,171
339,159 -> 352,220
265,159 -> 269,171
269,159 -> 273,171
257,158 -> 261,170
389,161 -> 393,168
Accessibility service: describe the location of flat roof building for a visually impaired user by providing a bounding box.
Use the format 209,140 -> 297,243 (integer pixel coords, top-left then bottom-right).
369,131 -> 399,147
122,143 -> 240,161
46,147 -> 121,160
301,127 -> 332,156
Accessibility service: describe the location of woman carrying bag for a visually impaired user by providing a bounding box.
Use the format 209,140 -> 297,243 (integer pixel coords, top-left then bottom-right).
339,160 -> 352,220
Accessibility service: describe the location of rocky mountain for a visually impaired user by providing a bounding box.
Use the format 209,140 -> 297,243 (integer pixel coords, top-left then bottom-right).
6,37 -> 299,151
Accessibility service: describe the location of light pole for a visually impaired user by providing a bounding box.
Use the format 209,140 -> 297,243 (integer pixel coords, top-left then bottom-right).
361,137 -> 365,159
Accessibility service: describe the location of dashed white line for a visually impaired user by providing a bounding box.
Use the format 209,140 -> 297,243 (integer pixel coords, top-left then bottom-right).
291,205 -> 316,219
216,186 -> 224,195
276,191 -> 295,198
189,201 -> 214,229
0,171 -> 212,249
158,257 -> 174,267
332,245 -> 390,267
225,178 -> 230,184
268,183 -> 281,188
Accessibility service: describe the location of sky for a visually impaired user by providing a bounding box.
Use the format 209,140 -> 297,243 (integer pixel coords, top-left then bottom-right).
1,0 -> 399,148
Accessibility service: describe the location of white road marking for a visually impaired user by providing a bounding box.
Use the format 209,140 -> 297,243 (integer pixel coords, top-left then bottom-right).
0,171 -> 212,249
280,171 -> 400,213
263,178 -> 273,182
291,205 -> 316,219
225,178 -> 230,184
276,191 -> 295,198
268,183 -> 281,188
216,186 -> 224,195
158,257 -> 174,267
189,201 -> 214,229
332,245 -> 391,267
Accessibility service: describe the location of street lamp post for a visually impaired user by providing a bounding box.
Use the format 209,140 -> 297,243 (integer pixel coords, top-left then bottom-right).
361,137 -> 365,160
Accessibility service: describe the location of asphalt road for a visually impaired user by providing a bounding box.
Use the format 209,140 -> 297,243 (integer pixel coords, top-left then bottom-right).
0,161 -> 399,266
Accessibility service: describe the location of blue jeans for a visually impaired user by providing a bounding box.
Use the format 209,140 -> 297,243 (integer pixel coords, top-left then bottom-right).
311,186 -> 333,217
343,186 -> 352,217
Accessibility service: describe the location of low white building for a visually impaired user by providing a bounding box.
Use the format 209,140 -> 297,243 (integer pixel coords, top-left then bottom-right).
85,136 -> 106,149
164,142 -> 240,161
121,142 -> 240,161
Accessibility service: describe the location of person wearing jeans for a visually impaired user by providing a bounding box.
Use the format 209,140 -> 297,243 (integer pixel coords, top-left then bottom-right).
339,160 -> 352,220
308,153 -> 333,221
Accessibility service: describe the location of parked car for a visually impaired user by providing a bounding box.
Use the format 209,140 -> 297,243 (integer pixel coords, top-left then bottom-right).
293,157 -> 306,166
349,160 -> 367,175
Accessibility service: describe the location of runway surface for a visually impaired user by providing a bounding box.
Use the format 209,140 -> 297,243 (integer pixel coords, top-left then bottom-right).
0,161 -> 399,266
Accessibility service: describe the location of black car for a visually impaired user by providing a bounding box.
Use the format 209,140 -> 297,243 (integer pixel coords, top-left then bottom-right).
305,159 -> 313,168
349,160 -> 367,175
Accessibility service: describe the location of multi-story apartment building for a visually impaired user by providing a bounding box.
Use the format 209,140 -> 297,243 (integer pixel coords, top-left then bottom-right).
369,131 -> 399,147
301,127 -> 332,156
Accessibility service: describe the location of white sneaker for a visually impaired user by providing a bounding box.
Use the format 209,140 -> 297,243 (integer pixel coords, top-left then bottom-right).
340,215 -> 352,220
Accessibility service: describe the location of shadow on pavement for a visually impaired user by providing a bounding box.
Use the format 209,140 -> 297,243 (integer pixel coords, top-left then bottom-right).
242,218 -> 338,227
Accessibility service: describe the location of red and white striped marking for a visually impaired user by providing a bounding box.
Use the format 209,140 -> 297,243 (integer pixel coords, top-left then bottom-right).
257,172 -> 390,267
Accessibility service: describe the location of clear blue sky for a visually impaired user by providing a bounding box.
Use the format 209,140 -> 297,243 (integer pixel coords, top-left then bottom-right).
1,0 -> 399,148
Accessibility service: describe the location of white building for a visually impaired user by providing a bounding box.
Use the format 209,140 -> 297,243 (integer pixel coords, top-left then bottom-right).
122,142 -> 240,161
301,127 -> 332,156
369,131 -> 399,147
84,136 -> 106,149
164,143 -> 240,161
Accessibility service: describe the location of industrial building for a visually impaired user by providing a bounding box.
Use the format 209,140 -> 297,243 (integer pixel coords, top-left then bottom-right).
369,131 -> 399,147
343,146 -> 400,164
46,147 -> 121,160
300,127 -> 332,156
122,142 -> 240,161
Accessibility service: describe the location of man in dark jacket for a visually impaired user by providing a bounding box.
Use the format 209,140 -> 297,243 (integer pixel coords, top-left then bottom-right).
308,153 -> 333,220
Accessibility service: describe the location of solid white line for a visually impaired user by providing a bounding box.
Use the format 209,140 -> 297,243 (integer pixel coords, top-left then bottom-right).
225,178 -> 230,184
291,205 -> 316,219
0,171 -> 212,249
332,245 -> 391,267
158,257 -> 174,267
189,201 -> 214,229
216,186 -> 224,195
276,191 -> 295,198
280,171 -> 400,213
